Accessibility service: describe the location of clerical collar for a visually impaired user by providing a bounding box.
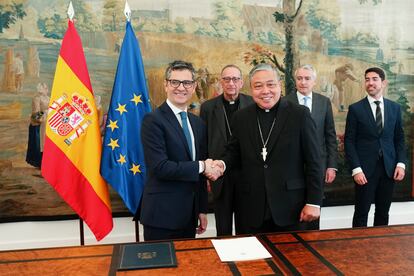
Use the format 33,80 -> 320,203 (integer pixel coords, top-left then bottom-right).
256,101 -> 279,113
222,95 -> 240,106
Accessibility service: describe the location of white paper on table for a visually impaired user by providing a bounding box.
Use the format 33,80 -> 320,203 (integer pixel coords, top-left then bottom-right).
211,236 -> 272,262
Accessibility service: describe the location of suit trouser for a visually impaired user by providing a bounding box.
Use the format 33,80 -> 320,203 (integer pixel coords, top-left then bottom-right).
242,219 -> 309,235
213,176 -> 237,236
143,219 -> 196,241
352,157 -> 395,227
143,203 -> 197,241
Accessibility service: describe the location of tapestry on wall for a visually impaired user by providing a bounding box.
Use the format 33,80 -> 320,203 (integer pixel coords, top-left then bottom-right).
0,0 -> 412,221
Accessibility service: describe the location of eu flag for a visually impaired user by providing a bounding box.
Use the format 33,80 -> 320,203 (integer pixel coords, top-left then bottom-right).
100,21 -> 151,214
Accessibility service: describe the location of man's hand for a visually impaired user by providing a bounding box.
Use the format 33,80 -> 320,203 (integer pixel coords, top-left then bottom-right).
204,159 -> 224,181
353,172 -> 368,185
394,167 -> 405,181
325,168 -> 336,184
300,205 -> 320,222
196,213 -> 207,235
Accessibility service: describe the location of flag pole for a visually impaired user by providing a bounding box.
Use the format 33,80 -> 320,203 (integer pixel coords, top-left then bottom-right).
79,218 -> 85,245
124,0 -> 140,243
134,219 -> 140,242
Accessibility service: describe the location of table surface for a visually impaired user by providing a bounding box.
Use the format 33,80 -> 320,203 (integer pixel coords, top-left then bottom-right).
1,224 -> 413,275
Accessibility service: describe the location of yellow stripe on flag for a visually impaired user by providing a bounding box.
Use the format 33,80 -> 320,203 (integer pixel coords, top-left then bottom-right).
46,56 -> 110,209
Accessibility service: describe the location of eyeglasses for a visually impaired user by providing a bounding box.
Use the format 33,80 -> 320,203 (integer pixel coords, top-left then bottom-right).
222,77 -> 241,83
252,82 -> 278,90
167,79 -> 195,89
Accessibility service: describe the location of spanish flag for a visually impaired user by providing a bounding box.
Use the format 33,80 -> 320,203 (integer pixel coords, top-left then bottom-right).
41,20 -> 113,241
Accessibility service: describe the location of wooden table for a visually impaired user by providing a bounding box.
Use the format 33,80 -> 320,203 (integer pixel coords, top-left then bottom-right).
1,224 -> 413,275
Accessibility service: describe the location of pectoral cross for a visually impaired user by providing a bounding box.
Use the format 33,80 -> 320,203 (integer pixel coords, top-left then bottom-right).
261,147 -> 267,161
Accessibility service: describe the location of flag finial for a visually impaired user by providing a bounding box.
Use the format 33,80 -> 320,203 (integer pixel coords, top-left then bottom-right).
67,1 -> 74,20
124,1 -> 131,21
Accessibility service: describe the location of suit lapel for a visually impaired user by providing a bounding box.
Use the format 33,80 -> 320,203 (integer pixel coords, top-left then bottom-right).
383,99 -> 390,131
246,105 -> 262,160
213,96 -> 228,142
362,97 -> 378,133
160,102 -> 192,159
311,93 -> 320,121
188,113 -> 199,160
266,99 -> 290,156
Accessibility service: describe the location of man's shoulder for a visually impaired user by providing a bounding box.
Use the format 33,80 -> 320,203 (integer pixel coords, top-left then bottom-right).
200,95 -> 222,108
312,91 -> 329,101
239,93 -> 253,101
348,97 -> 367,109
384,97 -> 400,107
281,97 -> 305,112
284,92 -> 297,101
144,102 -> 167,120
234,102 -> 255,117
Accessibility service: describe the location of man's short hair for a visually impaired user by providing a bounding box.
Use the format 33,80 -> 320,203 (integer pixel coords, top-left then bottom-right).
365,67 -> 386,81
221,64 -> 243,78
295,64 -> 317,80
165,60 -> 196,80
248,63 -> 280,82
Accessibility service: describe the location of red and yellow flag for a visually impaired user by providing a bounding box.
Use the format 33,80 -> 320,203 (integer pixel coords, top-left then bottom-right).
42,20 -> 113,241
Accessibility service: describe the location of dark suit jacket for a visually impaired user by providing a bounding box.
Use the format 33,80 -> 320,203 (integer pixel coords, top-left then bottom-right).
199,93 -> 254,199
222,99 -> 324,227
344,97 -> 406,178
285,92 -> 338,170
139,102 -> 208,230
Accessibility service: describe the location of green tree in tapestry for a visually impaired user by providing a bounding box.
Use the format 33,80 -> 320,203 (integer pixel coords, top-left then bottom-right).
271,0 -> 383,95
211,0 -> 245,40
102,0 -> 124,32
0,1 -> 27,33
37,0 -> 99,39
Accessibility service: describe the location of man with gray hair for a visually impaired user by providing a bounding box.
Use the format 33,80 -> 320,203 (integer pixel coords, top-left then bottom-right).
200,64 -> 253,236
285,64 -> 338,229
211,63 -> 324,234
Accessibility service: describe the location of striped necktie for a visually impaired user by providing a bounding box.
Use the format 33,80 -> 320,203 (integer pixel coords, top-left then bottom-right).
374,101 -> 383,134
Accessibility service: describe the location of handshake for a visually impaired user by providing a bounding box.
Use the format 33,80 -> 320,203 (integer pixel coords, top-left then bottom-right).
203,159 -> 225,181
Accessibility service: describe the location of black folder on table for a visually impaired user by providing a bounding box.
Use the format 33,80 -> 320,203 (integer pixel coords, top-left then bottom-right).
117,241 -> 177,271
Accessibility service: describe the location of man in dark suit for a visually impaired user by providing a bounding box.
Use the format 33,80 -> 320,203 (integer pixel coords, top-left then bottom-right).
285,64 -> 338,229
345,67 -> 406,228
212,63 -> 324,234
139,60 -> 218,241
200,65 -> 254,236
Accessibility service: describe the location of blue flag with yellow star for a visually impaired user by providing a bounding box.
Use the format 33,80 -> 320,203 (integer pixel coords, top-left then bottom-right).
100,21 -> 151,215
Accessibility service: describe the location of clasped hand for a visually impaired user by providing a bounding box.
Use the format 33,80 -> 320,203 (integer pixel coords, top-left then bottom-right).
203,159 -> 224,181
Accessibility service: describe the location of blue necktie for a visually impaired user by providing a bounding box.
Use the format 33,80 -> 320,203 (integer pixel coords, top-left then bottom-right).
179,111 -> 193,159
303,96 -> 311,111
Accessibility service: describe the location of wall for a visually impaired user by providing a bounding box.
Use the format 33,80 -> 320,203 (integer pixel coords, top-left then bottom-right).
1,202 -> 414,251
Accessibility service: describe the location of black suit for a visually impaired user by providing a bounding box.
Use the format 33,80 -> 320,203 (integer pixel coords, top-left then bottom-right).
139,102 -> 208,240
222,99 -> 324,234
345,97 -> 406,227
200,94 -> 254,235
285,92 -> 338,171
285,92 -> 338,229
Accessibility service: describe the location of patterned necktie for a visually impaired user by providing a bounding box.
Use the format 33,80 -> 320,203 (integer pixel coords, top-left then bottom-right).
374,101 -> 383,134
179,111 -> 193,159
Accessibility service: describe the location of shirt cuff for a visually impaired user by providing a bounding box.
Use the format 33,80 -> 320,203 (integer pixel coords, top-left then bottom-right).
352,167 -> 363,176
219,160 -> 226,172
199,161 -> 205,174
397,163 -> 405,170
306,204 -> 320,208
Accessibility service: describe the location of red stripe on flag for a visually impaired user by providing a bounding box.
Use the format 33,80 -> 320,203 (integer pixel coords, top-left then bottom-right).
59,20 -> 93,93
41,137 -> 112,241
